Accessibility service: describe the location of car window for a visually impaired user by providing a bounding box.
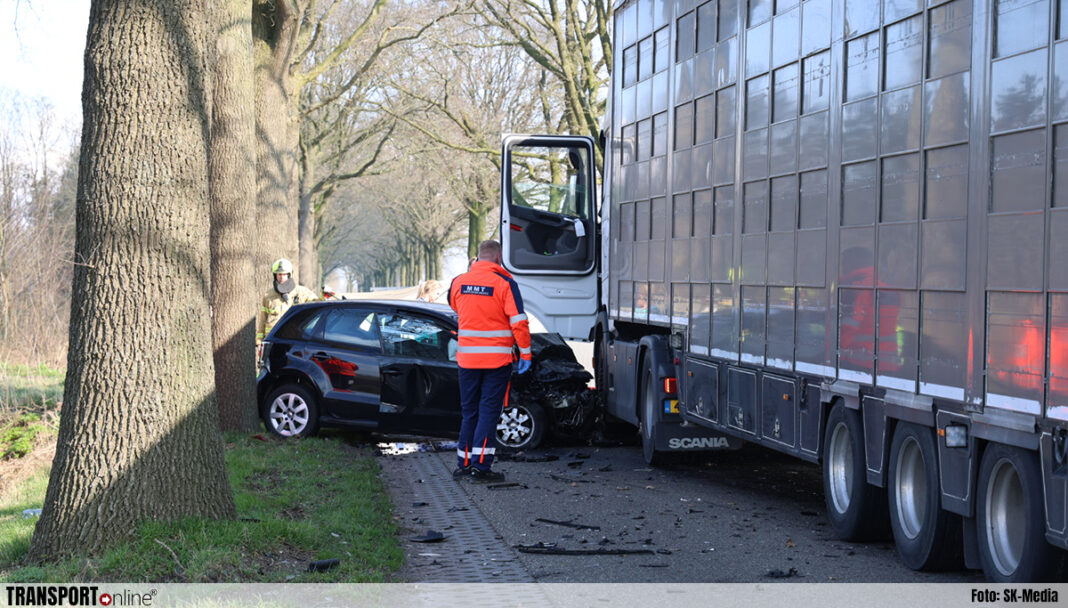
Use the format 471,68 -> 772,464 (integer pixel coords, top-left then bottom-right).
322,308 -> 380,350
378,312 -> 456,362
274,307 -> 325,341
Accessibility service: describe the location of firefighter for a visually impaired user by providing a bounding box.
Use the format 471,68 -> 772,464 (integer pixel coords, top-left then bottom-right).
256,258 -> 319,344
448,240 -> 532,482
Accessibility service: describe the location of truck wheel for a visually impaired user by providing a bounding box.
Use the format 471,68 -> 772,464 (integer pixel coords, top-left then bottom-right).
888,422 -> 963,570
640,357 -> 669,466
976,443 -> 1067,582
822,402 -> 889,540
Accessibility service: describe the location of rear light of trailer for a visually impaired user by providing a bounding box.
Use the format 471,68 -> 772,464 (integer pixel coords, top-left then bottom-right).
663,377 -> 677,394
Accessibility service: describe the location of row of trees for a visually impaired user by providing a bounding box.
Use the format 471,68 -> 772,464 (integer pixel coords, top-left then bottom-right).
23,0 -> 610,560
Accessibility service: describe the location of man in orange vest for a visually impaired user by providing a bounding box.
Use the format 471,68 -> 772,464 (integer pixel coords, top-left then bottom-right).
448,240 -> 532,482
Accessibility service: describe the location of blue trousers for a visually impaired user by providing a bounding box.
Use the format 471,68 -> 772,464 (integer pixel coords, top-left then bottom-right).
457,365 -> 512,471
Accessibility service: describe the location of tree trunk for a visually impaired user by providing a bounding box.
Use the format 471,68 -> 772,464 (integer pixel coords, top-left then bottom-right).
253,2 -> 300,290
29,0 -> 235,561
211,0 -> 260,432
467,204 -> 487,261
298,137 -> 317,290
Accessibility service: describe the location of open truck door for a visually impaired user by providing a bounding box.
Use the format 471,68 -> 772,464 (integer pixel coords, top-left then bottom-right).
501,135 -> 599,340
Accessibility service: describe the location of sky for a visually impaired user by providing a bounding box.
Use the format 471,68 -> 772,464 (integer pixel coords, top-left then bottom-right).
0,0 -> 470,286
0,0 -> 90,128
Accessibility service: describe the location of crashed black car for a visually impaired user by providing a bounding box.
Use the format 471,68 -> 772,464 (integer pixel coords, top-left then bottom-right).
256,299 -> 596,450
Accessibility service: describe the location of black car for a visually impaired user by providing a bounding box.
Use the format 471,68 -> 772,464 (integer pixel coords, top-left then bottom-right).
256,299 -> 593,450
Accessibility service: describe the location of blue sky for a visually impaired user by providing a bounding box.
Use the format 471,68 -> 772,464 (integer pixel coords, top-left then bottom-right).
1,0 -> 90,126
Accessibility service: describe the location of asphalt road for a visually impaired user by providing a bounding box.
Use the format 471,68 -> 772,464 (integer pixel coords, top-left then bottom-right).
439,441 -> 986,583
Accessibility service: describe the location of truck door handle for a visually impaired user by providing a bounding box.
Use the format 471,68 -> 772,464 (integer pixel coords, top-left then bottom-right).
382,369 -> 403,376
311,353 -> 330,361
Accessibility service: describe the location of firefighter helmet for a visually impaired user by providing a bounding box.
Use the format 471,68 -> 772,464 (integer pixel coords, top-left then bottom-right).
271,258 -> 293,275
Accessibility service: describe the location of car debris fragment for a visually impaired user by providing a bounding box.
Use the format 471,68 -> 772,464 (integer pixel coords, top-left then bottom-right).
534,518 -> 601,531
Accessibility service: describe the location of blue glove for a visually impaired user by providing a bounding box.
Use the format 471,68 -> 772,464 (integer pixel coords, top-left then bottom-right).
516,359 -> 532,375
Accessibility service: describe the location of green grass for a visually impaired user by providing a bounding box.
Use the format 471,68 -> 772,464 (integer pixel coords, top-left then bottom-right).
0,362 -> 64,414
0,434 -> 403,582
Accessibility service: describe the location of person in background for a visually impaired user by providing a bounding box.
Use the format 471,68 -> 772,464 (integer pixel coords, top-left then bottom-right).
257,258 -> 319,345
416,279 -> 444,302
448,240 -> 532,482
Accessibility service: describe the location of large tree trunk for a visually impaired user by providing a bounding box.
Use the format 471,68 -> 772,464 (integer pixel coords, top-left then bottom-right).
253,1 -> 301,290
211,0 -> 259,432
29,0 -> 235,561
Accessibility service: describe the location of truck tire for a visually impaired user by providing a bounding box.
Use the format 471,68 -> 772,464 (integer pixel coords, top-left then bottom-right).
822,402 -> 889,541
640,357 -> 670,466
888,422 -> 964,570
976,443 -> 1067,582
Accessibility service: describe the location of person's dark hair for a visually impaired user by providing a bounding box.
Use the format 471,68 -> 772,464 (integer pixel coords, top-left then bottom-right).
478,240 -> 502,260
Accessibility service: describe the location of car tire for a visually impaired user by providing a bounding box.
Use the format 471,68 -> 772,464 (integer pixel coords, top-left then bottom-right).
822,401 -> 889,541
888,422 -> 964,571
496,400 -> 546,452
976,442 -> 1067,582
263,383 -> 320,438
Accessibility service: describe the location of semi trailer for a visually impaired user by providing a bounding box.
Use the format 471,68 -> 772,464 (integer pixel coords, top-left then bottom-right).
498,0 -> 1068,582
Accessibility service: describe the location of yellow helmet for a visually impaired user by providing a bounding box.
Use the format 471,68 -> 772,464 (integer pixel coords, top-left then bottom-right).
271,258 -> 293,274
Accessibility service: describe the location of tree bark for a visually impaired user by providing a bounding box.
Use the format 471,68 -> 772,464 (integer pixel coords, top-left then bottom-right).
253,1 -> 301,289
467,202 -> 487,262
211,0 -> 260,432
298,136 -> 318,289
29,0 -> 235,561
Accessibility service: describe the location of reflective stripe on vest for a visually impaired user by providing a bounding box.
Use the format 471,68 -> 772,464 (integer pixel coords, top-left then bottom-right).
457,345 -> 514,354
459,329 -> 514,338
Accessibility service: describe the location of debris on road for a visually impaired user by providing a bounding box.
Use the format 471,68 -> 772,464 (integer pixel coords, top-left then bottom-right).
410,530 -> 446,543
550,473 -> 592,483
486,482 -> 527,490
765,567 -> 800,578
534,518 -> 601,531
514,542 -> 655,556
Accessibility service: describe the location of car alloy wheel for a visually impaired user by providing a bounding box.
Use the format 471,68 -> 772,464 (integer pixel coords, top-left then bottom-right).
269,391 -> 311,437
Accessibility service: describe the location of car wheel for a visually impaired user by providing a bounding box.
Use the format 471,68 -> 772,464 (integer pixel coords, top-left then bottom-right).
497,400 -> 546,451
976,442 -> 1067,582
263,383 -> 319,438
888,422 -> 963,570
822,401 -> 889,541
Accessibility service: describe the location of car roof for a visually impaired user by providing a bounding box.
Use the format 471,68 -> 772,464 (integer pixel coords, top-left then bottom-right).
292,298 -> 456,318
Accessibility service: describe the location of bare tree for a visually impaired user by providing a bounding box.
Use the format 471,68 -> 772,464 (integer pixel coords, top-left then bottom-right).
383,25 -> 545,259
0,95 -> 78,368
478,0 -> 611,169
29,0 -> 235,559
252,0 -> 456,289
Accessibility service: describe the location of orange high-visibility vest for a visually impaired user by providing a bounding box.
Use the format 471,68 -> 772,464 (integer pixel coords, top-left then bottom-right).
448,261 -> 532,369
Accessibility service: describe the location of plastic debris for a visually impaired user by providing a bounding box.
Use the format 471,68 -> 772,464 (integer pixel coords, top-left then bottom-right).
410,530 -> 446,543
307,558 -> 340,572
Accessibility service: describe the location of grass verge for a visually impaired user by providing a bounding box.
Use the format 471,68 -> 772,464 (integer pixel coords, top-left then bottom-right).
0,362 -> 64,415
0,433 -> 403,582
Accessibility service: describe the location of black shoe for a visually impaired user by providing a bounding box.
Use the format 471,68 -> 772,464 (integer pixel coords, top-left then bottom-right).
470,468 -> 505,483
452,466 -> 471,480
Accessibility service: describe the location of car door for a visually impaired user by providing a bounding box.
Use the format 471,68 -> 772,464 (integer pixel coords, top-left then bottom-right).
376,309 -> 461,436
309,306 -> 382,426
501,134 -> 599,339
